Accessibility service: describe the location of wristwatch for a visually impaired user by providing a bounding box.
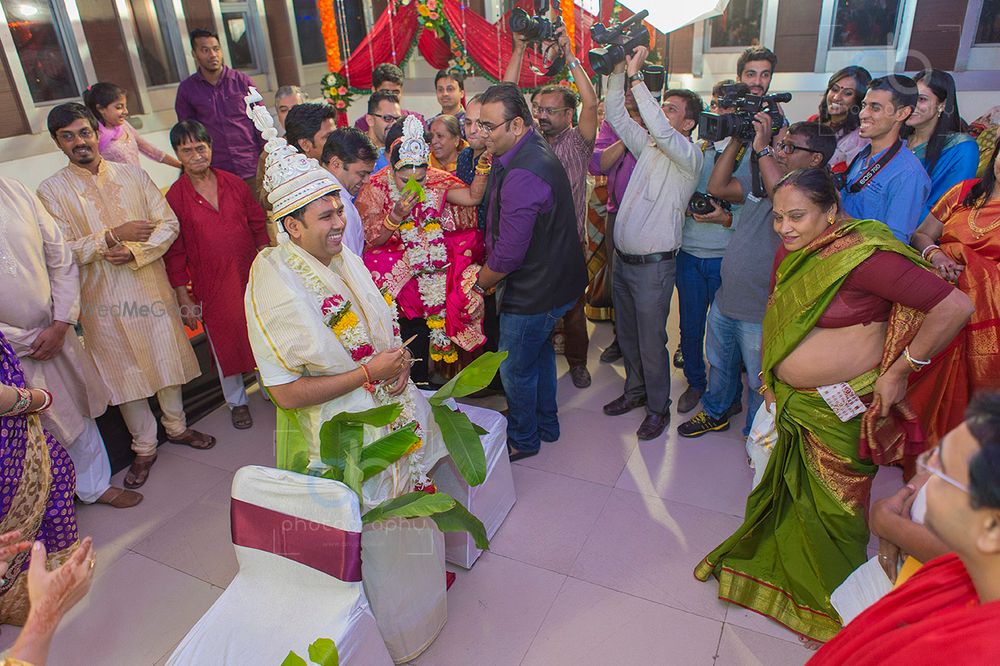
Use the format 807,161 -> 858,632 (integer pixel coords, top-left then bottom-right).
628,71 -> 644,83
472,282 -> 487,296
756,145 -> 774,159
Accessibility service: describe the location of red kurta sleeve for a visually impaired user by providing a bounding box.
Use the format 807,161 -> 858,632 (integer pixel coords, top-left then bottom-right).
230,171 -> 270,248
163,181 -> 191,288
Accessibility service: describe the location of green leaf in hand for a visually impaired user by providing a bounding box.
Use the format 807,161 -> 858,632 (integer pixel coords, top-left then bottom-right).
308,638 -> 339,666
359,424 -> 420,481
431,404 -> 487,486
402,175 -> 426,203
362,491 -> 455,524
430,500 -> 490,550
429,351 -> 507,405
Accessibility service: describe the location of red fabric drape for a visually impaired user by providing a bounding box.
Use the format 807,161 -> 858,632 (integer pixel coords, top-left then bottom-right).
339,1 -> 419,89
341,0 -> 602,90
418,28 -> 453,70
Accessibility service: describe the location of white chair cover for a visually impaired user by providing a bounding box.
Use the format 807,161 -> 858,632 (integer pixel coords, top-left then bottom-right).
431,402 -> 516,568
167,466 -> 392,665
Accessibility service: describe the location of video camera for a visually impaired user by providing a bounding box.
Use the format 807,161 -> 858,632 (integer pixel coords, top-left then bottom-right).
688,191 -> 732,217
698,84 -> 792,144
588,9 -> 650,77
510,0 -> 565,76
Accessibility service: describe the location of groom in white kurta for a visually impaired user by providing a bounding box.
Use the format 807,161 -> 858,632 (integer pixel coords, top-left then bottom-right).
243,90 -> 449,662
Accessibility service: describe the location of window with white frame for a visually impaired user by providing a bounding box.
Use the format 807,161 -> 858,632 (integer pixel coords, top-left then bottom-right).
830,0 -> 904,47
2,0 -> 82,103
975,0 -> 1000,43
219,0 -> 263,72
707,0 -> 764,49
127,0 -> 186,85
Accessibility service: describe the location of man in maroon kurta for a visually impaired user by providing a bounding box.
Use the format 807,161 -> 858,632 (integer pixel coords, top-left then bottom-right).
164,120 -> 270,429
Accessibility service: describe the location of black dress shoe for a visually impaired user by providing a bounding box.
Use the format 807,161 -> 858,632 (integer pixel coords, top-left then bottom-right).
508,445 -> 539,462
570,365 -> 592,388
677,386 -> 703,414
599,340 -> 622,363
637,412 -> 670,440
603,395 -> 647,416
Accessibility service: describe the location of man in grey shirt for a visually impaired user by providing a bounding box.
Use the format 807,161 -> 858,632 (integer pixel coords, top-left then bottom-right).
601,47 -> 703,441
679,118 -> 836,438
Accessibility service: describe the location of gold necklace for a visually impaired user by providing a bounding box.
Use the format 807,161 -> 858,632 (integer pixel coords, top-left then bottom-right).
968,205 -> 1000,240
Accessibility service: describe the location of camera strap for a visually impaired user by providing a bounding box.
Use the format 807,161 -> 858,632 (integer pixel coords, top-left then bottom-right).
750,151 -> 766,199
846,140 -> 903,194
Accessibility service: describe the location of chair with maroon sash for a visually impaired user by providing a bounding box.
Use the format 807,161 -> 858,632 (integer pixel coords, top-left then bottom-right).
167,465 -> 392,665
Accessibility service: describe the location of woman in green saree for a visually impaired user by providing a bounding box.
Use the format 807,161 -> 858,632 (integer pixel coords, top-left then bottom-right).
695,168 -> 974,642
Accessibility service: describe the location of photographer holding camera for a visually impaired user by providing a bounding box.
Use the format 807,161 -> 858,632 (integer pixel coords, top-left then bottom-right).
679,112 -> 836,440
504,23 -> 599,389
601,45 -> 702,441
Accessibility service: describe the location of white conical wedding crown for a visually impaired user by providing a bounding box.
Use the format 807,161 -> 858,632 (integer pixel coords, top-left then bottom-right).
393,114 -> 431,169
244,87 -> 340,221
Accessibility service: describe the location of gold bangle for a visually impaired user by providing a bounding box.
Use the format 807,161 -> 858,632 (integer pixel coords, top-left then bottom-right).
382,214 -> 401,232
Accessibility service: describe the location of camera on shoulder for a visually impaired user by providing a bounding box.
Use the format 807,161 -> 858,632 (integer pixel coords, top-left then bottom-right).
587,9 -> 650,76
688,192 -> 732,217
510,0 -> 565,75
699,84 -> 792,144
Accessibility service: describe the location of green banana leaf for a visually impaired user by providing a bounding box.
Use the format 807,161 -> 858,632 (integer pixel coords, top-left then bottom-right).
430,501 -> 490,551
329,403 -> 402,426
280,652 -> 307,666
429,351 -> 507,404
358,425 -> 421,481
431,404 -> 487,486
318,421 -> 362,481
361,491 -> 456,525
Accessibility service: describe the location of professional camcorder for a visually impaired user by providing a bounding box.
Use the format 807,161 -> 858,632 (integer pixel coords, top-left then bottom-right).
510,0 -> 565,76
688,191 -> 732,216
588,9 -> 650,76
698,84 -> 792,143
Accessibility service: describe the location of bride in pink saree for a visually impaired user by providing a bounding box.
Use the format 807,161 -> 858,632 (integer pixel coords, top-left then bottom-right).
355,116 -> 490,382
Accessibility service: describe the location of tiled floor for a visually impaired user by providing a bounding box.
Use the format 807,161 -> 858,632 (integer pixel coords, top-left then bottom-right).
0,319 -> 905,665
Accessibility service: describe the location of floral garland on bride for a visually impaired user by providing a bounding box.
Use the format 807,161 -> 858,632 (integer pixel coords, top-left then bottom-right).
284,249 -> 433,490
388,177 -> 458,364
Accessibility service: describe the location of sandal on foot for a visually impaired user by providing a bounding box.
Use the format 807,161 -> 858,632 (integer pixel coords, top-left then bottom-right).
231,405 -> 253,430
124,455 -> 157,489
95,486 -> 144,508
169,429 -> 216,450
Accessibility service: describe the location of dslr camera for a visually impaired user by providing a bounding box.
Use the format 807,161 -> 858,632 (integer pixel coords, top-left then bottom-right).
588,9 -> 650,77
688,191 -> 732,217
698,84 -> 792,143
510,0 -> 565,76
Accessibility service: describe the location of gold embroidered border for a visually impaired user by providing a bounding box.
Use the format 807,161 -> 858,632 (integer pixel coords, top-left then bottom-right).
802,430 -> 873,515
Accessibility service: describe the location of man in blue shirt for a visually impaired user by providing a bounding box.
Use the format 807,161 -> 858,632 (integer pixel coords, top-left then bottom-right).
840,75 -> 930,243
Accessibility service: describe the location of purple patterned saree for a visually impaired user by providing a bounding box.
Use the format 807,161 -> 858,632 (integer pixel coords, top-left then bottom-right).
0,330 -> 79,625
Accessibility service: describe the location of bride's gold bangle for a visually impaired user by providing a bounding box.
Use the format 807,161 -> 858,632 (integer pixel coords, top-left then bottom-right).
382,214 -> 401,232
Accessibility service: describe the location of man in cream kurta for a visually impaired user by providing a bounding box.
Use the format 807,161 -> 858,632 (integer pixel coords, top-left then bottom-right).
244,87 -> 448,662
37,103 -> 214,489
0,176 -> 142,506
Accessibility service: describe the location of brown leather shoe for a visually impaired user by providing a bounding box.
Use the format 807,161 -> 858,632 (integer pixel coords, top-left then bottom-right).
603,394 -> 647,416
570,365 -> 592,388
637,412 -> 670,440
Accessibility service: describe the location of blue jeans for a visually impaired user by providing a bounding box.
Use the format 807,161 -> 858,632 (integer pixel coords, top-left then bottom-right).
675,251 -> 723,391
499,299 -> 576,453
700,305 -> 763,436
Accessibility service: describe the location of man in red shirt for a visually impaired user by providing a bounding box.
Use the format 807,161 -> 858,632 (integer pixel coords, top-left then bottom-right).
810,392 -> 1000,665
164,120 -> 270,429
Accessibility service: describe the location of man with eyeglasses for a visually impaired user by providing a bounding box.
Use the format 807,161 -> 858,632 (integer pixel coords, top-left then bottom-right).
365,90 -> 403,172
679,119 -> 835,439
601,46 -> 703,441
471,83 -> 587,461
38,103 -> 215,490
503,24 -> 600,389
811,391 -> 1000,664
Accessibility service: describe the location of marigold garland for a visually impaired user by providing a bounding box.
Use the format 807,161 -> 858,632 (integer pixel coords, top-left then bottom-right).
318,0 -> 342,72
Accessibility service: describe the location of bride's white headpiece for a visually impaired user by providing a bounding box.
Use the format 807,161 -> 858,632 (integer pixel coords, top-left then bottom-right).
393,114 -> 430,170
244,87 -> 340,228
